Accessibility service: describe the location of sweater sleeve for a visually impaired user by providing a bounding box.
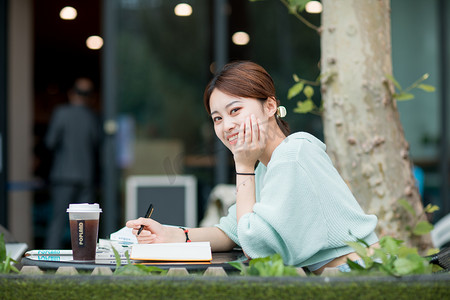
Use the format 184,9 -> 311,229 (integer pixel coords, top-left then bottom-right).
217,135 -> 378,267
236,160 -> 329,265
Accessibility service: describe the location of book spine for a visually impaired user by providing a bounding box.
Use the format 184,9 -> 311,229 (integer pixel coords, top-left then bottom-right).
28,255 -> 73,262
27,255 -> 128,264
110,236 -> 135,243
26,250 -> 73,256
96,251 -> 128,260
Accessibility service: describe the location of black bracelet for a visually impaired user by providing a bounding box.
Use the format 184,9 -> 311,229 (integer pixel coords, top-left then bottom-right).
236,172 -> 255,176
179,227 -> 191,242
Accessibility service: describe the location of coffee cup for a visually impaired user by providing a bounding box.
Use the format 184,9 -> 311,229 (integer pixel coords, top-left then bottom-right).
67,203 -> 102,262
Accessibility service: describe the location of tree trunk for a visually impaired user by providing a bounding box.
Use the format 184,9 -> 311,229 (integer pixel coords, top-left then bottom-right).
320,0 -> 432,251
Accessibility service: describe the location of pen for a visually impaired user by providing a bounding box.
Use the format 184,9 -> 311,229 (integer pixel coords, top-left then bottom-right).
137,203 -> 154,236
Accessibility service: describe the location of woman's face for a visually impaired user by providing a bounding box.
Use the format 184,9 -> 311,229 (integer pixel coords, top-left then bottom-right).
209,89 -> 270,151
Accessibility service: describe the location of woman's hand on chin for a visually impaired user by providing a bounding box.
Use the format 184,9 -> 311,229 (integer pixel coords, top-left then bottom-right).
233,114 -> 266,169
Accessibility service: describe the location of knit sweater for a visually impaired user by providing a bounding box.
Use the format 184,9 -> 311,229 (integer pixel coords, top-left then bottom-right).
216,132 -> 378,268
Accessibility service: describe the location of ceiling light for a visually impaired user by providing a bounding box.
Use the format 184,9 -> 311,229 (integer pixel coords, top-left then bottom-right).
232,31 -> 250,46
174,3 -> 193,17
305,1 -> 322,14
60,6 -> 77,20
86,36 -> 103,50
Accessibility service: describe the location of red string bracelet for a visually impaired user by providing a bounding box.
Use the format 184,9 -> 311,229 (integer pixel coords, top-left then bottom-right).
179,227 -> 191,242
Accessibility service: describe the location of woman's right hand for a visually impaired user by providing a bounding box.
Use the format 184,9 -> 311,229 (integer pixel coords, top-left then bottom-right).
126,218 -> 171,244
233,114 -> 266,171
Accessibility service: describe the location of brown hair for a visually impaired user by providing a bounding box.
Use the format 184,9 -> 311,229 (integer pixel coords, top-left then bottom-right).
203,61 -> 290,136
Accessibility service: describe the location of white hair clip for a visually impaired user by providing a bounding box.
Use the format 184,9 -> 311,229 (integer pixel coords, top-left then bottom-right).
276,106 -> 287,118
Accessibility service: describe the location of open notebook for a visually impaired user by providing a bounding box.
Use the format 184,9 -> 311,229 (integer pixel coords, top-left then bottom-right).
130,242 -> 212,262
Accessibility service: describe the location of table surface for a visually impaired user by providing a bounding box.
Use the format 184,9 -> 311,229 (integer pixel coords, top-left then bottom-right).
21,249 -> 247,272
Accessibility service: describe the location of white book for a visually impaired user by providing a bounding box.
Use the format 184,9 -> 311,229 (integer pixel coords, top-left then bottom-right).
130,242 -> 212,262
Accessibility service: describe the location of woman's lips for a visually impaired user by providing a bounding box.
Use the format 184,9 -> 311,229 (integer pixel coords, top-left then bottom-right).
227,133 -> 239,145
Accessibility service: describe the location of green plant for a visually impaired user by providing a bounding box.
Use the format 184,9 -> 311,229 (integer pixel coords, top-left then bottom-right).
229,253 -> 299,276
111,247 -> 167,276
386,73 -> 435,101
345,235 -> 441,276
275,0 -> 436,115
344,200 -> 442,276
397,199 -> 438,236
287,74 -> 322,115
0,233 -> 19,274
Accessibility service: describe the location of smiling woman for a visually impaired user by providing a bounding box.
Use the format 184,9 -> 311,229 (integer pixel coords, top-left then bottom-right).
204,61 -> 290,139
125,61 -> 380,275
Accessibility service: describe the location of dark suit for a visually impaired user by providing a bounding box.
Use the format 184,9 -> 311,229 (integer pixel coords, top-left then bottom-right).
45,104 -> 100,248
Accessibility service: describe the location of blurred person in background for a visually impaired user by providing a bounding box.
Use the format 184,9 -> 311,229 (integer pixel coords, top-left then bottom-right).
44,78 -> 101,249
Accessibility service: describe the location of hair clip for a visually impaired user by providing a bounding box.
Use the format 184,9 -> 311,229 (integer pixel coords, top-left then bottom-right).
276,106 -> 287,118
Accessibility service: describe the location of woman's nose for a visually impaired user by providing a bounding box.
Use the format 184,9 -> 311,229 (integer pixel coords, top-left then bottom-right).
223,116 -> 237,132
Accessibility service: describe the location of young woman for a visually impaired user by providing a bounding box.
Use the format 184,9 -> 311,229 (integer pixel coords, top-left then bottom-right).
126,61 -> 379,274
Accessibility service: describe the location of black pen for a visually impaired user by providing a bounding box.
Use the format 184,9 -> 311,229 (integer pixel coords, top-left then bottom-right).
137,203 -> 154,236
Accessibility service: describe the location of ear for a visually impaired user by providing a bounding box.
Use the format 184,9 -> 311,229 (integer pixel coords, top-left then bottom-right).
264,97 -> 278,117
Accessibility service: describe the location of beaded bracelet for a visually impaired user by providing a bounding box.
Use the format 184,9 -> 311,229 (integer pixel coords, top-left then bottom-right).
236,172 -> 255,176
179,227 -> 191,242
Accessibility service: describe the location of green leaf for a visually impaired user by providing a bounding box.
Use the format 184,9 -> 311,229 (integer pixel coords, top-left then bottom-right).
385,74 -> 402,91
114,265 -> 147,276
241,254 -> 298,277
413,221 -> 434,235
4,256 -> 11,273
135,264 -> 166,274
380,236 -> 403,256
288,0 -> 309,11
0,234 -> 6,262
417,84 -> 435,92
114,260 -> 166,276
347,258 -> 365,271
394,257 -> 417,275
111,246 -> 122,269
398,246 -> 418,258
287,82 -> 304,99
303,85 -> 314,98
373,248 -> 388,264
124,250 -> 132,264
398,198 -> 416,216
10,264 -> 19,273
355,236 -> 370,248
228,261 -> 244,272
426,248 -> 440,256
378,262 -> 397,277
394,254 -> 431,275
271,259 -> 284,276
346,241 -> 368,259
283,266 -> 299,276
293,99 -> 314,114
394,92 -> 415,101
424,203 -> 439,213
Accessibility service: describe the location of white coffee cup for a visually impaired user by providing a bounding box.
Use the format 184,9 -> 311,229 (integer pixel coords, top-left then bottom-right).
67,203 -> 102,262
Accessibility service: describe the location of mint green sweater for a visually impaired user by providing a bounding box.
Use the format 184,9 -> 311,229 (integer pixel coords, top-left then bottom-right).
216,132 -> 378,268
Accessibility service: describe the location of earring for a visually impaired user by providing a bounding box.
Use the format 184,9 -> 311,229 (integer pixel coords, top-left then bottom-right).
276,106 -> 287,118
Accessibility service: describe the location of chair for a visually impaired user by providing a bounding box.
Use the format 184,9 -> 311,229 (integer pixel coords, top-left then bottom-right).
199,184 -> 236,227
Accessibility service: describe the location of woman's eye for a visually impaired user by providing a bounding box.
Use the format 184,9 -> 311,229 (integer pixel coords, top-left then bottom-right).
212,116 -> 221,123
230,107 -> 240,114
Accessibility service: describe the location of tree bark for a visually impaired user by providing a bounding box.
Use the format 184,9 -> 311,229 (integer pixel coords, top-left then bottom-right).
320,0 -> 432,250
